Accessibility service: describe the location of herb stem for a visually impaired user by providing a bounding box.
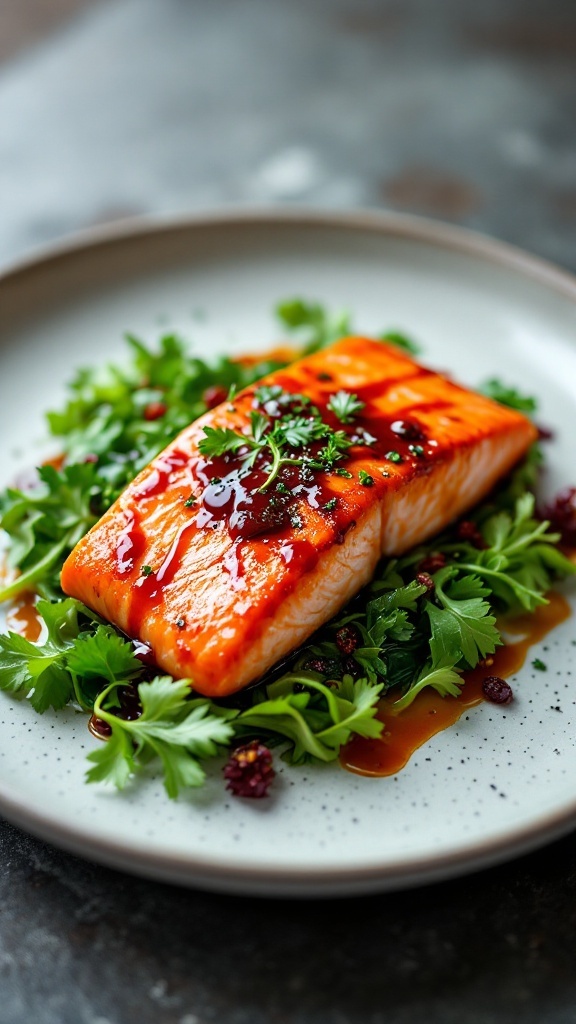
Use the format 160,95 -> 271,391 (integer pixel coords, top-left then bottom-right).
257,438 -> 303,492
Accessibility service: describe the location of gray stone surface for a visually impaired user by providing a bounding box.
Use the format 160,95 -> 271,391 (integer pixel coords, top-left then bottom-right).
1,1 -> 576,1022
2,0 -> 576,270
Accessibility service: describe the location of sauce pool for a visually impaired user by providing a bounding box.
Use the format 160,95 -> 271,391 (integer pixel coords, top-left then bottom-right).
341,590 -> 572,777
5,591 -> 42,642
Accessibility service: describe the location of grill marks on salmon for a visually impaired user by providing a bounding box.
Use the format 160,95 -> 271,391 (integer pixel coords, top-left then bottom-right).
61,337 -> 537,696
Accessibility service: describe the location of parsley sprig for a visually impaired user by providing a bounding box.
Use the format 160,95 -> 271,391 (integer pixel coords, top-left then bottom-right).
198,386 -> 354,490
327,391 -> 365,424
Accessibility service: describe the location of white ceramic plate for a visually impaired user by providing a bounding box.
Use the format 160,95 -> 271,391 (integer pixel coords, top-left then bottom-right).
1,210 -> 575,897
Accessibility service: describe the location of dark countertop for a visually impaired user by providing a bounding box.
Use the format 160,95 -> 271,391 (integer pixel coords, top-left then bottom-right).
1,2 -> 576,1021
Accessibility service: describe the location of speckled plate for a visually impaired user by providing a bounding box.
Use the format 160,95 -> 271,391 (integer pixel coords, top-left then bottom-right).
1,210 -> 575,897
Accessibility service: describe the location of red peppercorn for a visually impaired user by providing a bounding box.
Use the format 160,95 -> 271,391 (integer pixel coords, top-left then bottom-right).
305,656 -> 340,677
418,551 -> 447,574
343,656 -> 362,679
536,423 -> 555,442
202,384 -> 228,410
482,676 -> 513,705
143,401 -> 168,421
543,487 -> 576,546
456,520 -> 486,548
223,740 -> 275,798
415,571 -> 435,592
335,626 -> 359,655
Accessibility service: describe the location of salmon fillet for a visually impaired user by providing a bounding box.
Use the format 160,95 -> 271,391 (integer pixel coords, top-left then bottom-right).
61,337 -> 537,696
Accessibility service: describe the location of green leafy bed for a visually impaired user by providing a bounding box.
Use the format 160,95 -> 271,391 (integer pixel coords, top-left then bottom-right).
0,300 -> 573,798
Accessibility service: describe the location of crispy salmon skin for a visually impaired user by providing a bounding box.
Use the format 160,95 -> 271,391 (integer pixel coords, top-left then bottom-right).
61,337 -> 537,696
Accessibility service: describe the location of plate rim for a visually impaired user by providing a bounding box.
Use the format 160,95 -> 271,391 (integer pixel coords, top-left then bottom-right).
1,205 -> 575,896
2,204 -> 576,303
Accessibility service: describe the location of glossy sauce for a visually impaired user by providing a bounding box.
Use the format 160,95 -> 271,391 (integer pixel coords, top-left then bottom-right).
113,379 -> 445,636
341,590 -> 572,777
5,591 -> 42,642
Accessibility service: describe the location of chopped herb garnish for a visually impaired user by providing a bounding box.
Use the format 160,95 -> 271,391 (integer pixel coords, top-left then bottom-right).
184,495 -> 197,507
532,658 -> 547,671
200,385 -> 352,491
358,470 -> 374,487
254,384 -> 284,405
323,498 -> 338,511
141,565 -> 154,577
409,444 -> 425,457
327,390 -> 365,425
385,451 -> 403,464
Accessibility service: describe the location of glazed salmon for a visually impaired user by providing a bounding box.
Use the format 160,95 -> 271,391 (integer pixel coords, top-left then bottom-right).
61,337 -> 537,696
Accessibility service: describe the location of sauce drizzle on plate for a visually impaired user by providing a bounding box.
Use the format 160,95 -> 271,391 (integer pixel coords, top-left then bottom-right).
341,590 -> 571,777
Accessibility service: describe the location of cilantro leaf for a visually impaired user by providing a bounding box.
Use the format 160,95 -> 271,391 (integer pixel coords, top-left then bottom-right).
459,494 -> 576,613
0,598 -> 89,709
234,673 -> 383,765
87,678 -> 236,798
85,728 -> 135,789
66,627 -> 142,683
393,659 -> 464,711
426,569 -> 500,668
